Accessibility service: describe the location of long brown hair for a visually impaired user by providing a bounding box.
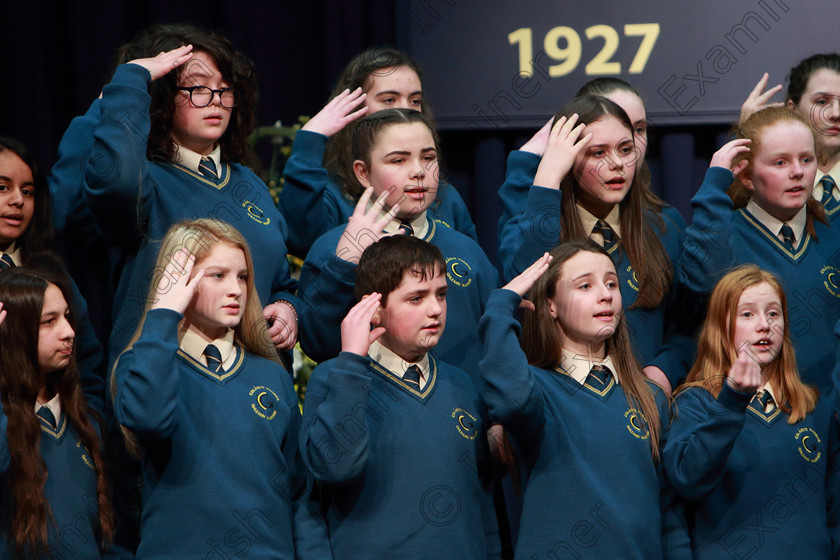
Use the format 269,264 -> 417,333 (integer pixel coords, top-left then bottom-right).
553,95 -> 672,309
680,266 -> 817,423
113,219 -> 281,454
727,106 -> 827,237
520,240 -> 662,460
0,268 -> 113,556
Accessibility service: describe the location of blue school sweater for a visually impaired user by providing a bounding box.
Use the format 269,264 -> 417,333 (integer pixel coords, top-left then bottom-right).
0,403 -> 106,559
478,289 -> 692,560
298,217 -> 498,379
680,167 -> 840,394
279,129 -> 478,257
113,308 -> 324,559
496,150 -> 540,242
82,63 -> 299,364
498,184 -> 695,387
301,350 -> 500,559
664,384 -> 840,559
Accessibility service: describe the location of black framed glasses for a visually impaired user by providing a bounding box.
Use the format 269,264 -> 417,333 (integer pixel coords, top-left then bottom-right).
176,86 -> 236,108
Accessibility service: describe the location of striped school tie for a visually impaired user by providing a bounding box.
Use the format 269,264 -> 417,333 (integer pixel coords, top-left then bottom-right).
820,175 -> 839,213
0,253 -> 14,270
397,221 -> 414,236
592,220 -> 617,252
36,405 -> 57,429
752,391 -> 775,413
199,156 -> 218,180
779,224 -> 795,252
204,344 -> 224,374
404,364 -> 422,390
586,364 -> 611,389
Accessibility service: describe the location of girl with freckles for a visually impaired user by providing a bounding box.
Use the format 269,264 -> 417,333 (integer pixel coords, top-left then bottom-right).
679,106 -> 840,393
664,266 -> 840,559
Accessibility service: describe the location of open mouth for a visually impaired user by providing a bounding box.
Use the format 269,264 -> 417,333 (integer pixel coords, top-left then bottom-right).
1,214 -> 24,226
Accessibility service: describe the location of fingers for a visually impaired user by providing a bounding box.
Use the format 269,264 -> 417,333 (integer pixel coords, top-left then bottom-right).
368,326 -> 387,345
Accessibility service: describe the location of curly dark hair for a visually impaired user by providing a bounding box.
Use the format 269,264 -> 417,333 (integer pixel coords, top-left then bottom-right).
129,24 -> 257,163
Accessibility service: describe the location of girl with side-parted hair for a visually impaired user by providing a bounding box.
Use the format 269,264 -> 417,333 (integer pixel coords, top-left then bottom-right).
478,241 -> 691,559
0,268 -> 113,559
112,219 -> 325,559
664,265 -> 840,559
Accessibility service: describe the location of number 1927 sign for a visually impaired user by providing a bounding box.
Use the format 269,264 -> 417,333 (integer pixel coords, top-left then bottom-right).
397,0 -> 838,128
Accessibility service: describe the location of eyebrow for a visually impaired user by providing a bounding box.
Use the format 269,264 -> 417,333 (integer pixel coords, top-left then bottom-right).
0,175 -> 34,185
374,89 -> 423,97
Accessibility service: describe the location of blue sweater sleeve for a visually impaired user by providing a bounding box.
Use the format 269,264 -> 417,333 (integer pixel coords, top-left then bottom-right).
50,97 -> 100,238
663,384 -> 752,502
300,352 -> 374,483
298,234 -> 355,363
497,186 -> 563,283
477,289 -> 547,461
678,166 -> 739,295
656,387 -> 693,560
113,308 -> 182,439
278,130 -> 348,258
827,410 -> 840,559
83,63 -> 154,249
496,150 -> 541,242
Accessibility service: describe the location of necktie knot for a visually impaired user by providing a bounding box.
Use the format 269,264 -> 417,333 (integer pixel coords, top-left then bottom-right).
404,364 -> 422,389
586,364 -> 611,388
36,405 -> 57,429
204,344 -> 224,373
0,253 -> 14,270
592,220 -> 617,252
199,156 -> 218,180
398,221 -> 414,236
779,224 -> 795,251
754,390 -> 775,413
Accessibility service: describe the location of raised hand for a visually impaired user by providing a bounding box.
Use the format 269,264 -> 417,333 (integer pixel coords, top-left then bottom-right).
335,187 -> 400,264
341,293 -> 386,356
739,73 -> 784,124
128,44 -> 194,82
152,249 -> 204,313
519,117 -> 554,156
726,348 -> 763,394
533,114 -> 592,190
502,252 -> 552,311
302,88 -> 369,137
709,138 -> 751,176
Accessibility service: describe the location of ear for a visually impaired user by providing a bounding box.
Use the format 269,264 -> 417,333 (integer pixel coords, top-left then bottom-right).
354,160 -> 372,189
739,167 -> 754,192
547,297 -> 558,320
371,305 -> 383,327
786,99 -> 796,111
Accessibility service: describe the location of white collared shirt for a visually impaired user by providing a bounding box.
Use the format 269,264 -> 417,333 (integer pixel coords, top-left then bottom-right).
179,326 -> 237,370
577,203 -> 622,247
746,199 -> 807,249
368,340 -> 430,390
174,143 -> 222,176
814,160 -> 840,202
559,348 -> 619,386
